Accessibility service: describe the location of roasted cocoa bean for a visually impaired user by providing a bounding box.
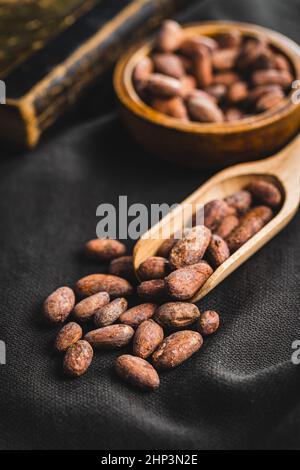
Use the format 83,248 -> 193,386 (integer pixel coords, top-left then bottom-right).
194,47 -> 213,88
137,280 -> 166,301
169,225 -> 212,269
115,355 -> 160,390
206,234 -> 230,268
225,108 -> 244,122
165,261 -> 213,300
133,57 -> 153,83
137,256 -> 171,281
133,319 -> 164,359
157,20 -> 183,53
226,206 -> 273,252
156,238 -> 177,258
180,75 -> 197,98
227,81 -> 248,103
237,38 -> 267,70
197,310 -> 220,336
154,302 -> 200,329
215,214 -> 240,239
179,36 -> 218,56
146,73 -> 183,98
55,322 -> 83,352
252,69 -> 293,88
247,84 -> 283,104
85,239 -> 126,261
205,83 -> 227,102
213,71 -> 239,86
73,291 -> 110,322
76,274 -> 133,298
63,340 -> 93,377
152,53 -> 185,79
43,286 -> 75,324
94,298 -> 128,327
152,97 -> 188,120
152,330 -> 203,370
246,179 -> 282,207
274,54 -> 291,72
204,199 -> 235,231
187,88 -> 217,103
187,94 -> 224,123
212,48 -> 239,71
109,256 -> 135,282
256,89 -> 285,111
225,190 -> 252,215
217,31 -> 242,49
119,303 -> 157,328
84,324 -> 134,349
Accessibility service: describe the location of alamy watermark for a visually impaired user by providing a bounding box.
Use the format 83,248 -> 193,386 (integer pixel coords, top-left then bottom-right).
292,80 -> 300,105
0,80 -> 6,104
96,196 -> 205,240
0,340 -> 6,365
291,340 -> 300,365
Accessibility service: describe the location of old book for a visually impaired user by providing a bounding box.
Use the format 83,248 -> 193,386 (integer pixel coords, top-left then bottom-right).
0,0 -> 193,149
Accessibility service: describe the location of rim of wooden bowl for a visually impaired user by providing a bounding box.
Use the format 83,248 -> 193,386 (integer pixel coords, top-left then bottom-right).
114,20 -> 300,134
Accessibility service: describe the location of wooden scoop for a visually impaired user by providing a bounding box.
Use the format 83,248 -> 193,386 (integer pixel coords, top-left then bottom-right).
133,134 -> 300,302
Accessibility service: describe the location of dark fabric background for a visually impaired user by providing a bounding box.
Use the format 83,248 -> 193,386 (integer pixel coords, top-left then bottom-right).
1,0 -> 300,450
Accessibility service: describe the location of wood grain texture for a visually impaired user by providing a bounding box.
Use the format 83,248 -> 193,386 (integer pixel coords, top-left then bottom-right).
133,133 -> 300,302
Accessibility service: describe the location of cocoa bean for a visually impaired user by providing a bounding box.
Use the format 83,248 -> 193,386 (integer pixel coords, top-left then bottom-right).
169,225 -> 212,269
252,69 -> 293,88
94,298 -> 128,327
165,261 -> 213,300
137,256 -> 171,281
154,302 -> 200,329
137,280 -> 166,301
194,47 -> 213,88
212,48 -> 239,71
157,20 -> 183,53
115,355 -> 160,390
246,179 -> 282,207
152,330 -> 203,370
225,190 -> 252,215
55,322 -> 83,352
204,199 -> 235,231
187,95 -> 224,122
43,286 -> 75,324
85,239 -> 126,261
133,320 -> 164,359
133,57 -> 153,83
197,310 -> 220,336
206,234 -> 230,268
84,324 -> 134,349
215,215 -> 240,239
226,206 -> 273,252
119,303 -> 157,328
152,53 -> 185,79
152,97 -> 188,120
146,73 -> 183,98
63,340 -> 93,377
109,256 -> 135,282
73,291 -> 110,322
76,274 -> 133,298
156,238 -> 177,258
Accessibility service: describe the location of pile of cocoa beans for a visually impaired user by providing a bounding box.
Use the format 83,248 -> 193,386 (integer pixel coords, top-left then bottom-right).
42,178 -> 282,391
133,20 -> 294,122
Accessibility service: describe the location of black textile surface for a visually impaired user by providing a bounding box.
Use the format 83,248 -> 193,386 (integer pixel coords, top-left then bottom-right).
1,0 -> 300,450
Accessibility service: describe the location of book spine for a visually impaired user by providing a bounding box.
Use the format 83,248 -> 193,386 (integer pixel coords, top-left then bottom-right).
18,0 -> 193,148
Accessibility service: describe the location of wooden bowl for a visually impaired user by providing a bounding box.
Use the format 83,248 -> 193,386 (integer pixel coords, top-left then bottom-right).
114,21 -> 300,169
